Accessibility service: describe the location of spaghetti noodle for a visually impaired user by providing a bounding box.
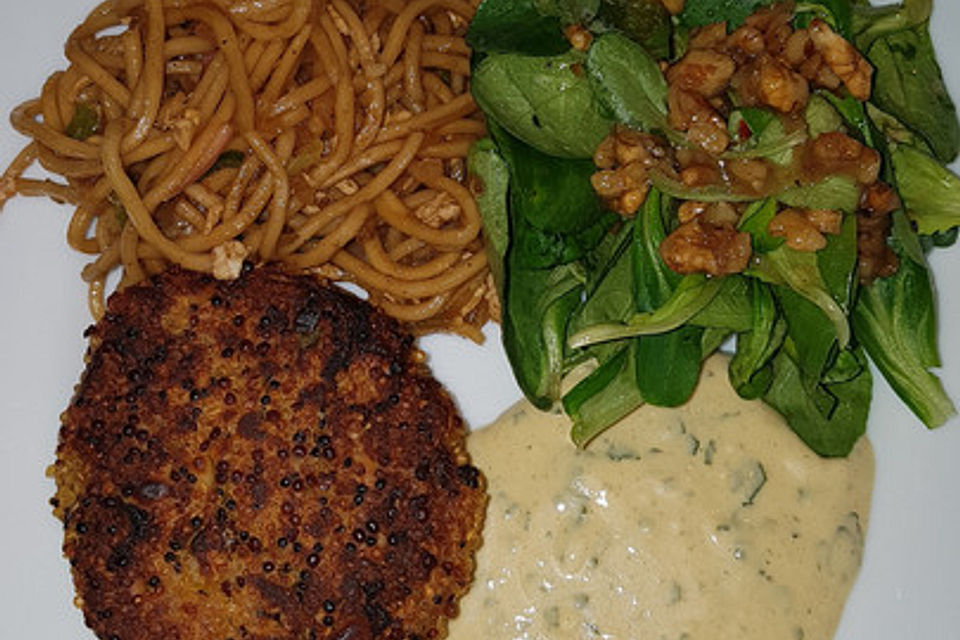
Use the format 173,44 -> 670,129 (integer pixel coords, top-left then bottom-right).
0,0 -> 493,340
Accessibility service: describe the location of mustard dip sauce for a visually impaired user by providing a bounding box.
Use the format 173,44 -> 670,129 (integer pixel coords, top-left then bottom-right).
451,356 -> 874,640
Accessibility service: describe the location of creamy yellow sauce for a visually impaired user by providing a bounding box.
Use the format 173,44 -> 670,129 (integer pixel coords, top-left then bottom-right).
450,356 -> 874,640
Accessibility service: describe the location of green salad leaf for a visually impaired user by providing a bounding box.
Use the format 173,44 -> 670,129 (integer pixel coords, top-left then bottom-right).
594,0 -> 672,59
778,175 -> 861,213
738,198 -> 784,253
890,144 -> 960,235
689,275 -> 754,332
484,120 -> 619,409
854,256 -> 956,427
493,127 -> 616,268
817,213 -> 859,313
762,342 -> 872,456
795,1 -> 854,37
630,189 -> 705,408
472,50 -> 615,158
678,0 -> 777,29
569,275 -> 723,347
565,344 -> 644,446
467,140 -> 511,296
466,0 -> 569,55
852,0 -> 931,51
503,264 -> 584,409
538,0 -> 602,24
586,33 -> 672,135
750,245 -> 851,349
730,279 -> 785,399
804,94 -> 845,139
853,0 -> 959,162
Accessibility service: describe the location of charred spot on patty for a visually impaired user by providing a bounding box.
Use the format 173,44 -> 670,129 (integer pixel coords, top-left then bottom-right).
53,267 -> 487,640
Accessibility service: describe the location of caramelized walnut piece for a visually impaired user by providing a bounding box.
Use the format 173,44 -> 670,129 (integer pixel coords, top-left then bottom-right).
858,182 -> 901,284
803,132 -> 881,185
661,0 -> 684,15
700,201 -> 741,226
713,2 -> 867,111
667,85 -> 732,154
727,158 -> 772,195
782,28 -> 813,67
805,208 -> 843,235
808,19 -> 873,101
591,127 -> 670,216
680,163 -> 724,188
619,188 -> 651,215
591,169 -> 628,198
671,145 -> 723,188
565,24 -> 593,52
614,127 -> 654,165
688,117 -> 733,155
667,49 -> 737,98
727,25 -> 767,56
768,208 -> 828,252
659,219 -> 753,276
732,55 -> 810,113
593,135 -> 617,170
664,48 -> 735,154
743,2 -> 796,49
667,85 -> 708,130
590,164 -> 651,216
678,201 -> 710,223
690,22 -> 729,50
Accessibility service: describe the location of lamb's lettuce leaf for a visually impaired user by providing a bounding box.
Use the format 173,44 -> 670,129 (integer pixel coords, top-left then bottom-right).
890,144 -> 960,235
472,50 -> 615,158
594,0 -> 672,59
467,139 -> 511,296
763,342 -> 872,457
854,256 -> 956,428
586,32 -> 672,135
678,0 -> 777,29
466,0 -> 568,55
853,0 -> 959,162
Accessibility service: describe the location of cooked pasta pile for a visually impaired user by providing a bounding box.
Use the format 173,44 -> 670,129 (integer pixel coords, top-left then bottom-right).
0,0 -> 494,340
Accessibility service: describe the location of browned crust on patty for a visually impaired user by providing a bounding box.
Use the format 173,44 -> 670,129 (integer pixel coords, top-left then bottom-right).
52,267 -> 486,640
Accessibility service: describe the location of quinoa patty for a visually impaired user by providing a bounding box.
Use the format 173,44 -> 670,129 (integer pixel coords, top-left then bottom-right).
52,267 -> 486,640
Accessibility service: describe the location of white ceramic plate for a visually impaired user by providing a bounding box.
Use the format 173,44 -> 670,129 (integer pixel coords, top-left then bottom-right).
1,2 -> 958,638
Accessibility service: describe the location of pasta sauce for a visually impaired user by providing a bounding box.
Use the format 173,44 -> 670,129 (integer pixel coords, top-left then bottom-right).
450,356 -> 874,639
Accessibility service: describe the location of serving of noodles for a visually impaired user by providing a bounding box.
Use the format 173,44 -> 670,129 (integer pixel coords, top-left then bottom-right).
0,0 -> 494,340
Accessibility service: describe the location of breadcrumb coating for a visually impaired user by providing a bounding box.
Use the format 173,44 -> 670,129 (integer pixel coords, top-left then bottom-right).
52,266 -> 486,640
